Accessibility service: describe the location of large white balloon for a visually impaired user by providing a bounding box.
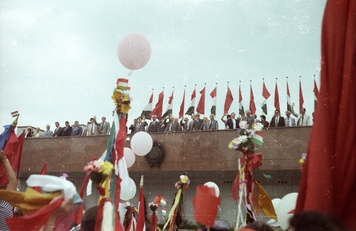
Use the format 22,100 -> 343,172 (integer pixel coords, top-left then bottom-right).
276,193 -> 298,230
266,198 -> 282,227
130,131 -> 153,156
120,177 -> 137,201
124,147 -> 136,168
204,181 -> 220,197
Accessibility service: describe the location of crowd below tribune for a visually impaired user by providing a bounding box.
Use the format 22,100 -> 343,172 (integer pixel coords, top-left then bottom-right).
22,103 -> 311,138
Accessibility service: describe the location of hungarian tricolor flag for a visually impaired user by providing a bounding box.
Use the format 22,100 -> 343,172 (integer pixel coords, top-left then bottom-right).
210,87 -> 217,115
179,89 -> 186,119
141,92 -> 153,119
249,84 -> 256,115
296,1 -> 356,229
151,91 -> 164,118
261,81 -> 270,115
162,90 -> 174,118
299,79 -> 304,111
274,82 -> 280,111
196,86 -> 205,115
224,87 -> 234,114
185,88 -> 196,115
239,84 -> 245,116
286,79 -> 292,112
11,111 -> 19,117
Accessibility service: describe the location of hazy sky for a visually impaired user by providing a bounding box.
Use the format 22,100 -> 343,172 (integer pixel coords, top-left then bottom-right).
0,0 -> 327,131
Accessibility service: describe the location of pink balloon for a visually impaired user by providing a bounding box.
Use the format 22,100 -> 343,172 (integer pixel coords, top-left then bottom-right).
117,32 -> 151,70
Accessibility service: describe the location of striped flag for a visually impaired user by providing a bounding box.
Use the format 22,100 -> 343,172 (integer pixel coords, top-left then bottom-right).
239,83 -> 245,116
274,81 -> 280,111
196,86 -> 205,115
261,81 -> 270,115
210,87 -> 217,115
151,91 -> 164,117
313,78 -> 319,110
249,83 -> 256,114
141,92 -> 153,119
252,131 -> 264,148
162,90 -> 174,118
224,86 -> 234,114
287,79 -> 292,112
185,88 -> 196,115
299,79 -> 304,111
179,88 -> 186,119
11,111 -> 19,117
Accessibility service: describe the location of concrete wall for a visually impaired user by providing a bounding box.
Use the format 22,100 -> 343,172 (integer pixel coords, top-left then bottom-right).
18,127 -> 311,228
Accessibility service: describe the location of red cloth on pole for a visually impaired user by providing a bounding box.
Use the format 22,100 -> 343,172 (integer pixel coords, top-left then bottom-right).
150,91 -> 164,117
249,84 -> 256,115
136,187 -> 145,231
274,82 -> 280,111
299,80 -> 304,111
196,87 -> 205,115
179,89 -> 185,119
262,82 -> 270,99
224,87 -> 234,114
295,1 -> 356,229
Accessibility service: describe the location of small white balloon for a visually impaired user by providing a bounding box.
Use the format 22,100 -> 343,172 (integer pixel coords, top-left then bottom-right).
124,147 -> 136,168
204,181 -> 220,197
120,177 -> 137,200
130,131 -> 153,156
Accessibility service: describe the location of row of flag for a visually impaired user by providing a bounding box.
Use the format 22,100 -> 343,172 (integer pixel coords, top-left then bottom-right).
141,77 -> 320,119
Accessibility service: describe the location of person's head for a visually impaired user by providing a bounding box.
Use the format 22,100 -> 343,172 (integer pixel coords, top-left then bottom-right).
301,108 -> 306,114
101,117 -> 106,122
227,114 -> 231,119
289,211 -> 346,231
46,124 -> 50,130
242,221 -> 274,231
152,115 -> 157,121
183,117 -> 189,123
81,206 -> 98,231
174,117 -> 179,122
90,118 -> 95,123
65,121 -> 70,127
55,122 -> 60,128
203,116 -> 208,122
158,117 -> 163,122
274,110 -> 280,116
231,112 -> 236,118
286,111 -> 291,118
137,117 -> 142,123
27,126 -> 32,131
246,110 -> 251,116
36,127 -> 40,132
195,113 -> 200,119
191,114 -> 196,120
210,114 -> 215,120
133,118 -> 137,124
74,121 -> 79,127
169,116 -> 174,122
260,115 -> 266,121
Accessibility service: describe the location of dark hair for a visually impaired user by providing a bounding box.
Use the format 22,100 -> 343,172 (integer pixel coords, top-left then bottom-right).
227,115 -> 231,119
289,211 -> 346,231
244,222 -> 274,231
81,206 -> 98,231
260,115 -> 266,120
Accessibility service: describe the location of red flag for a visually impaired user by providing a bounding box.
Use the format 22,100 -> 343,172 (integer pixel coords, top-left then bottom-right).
151,91 -> 164,117
239,84 -> 244,116
34,163 -> 47,192
274,82 -> 280,111
210,87 -> 217,99
179,89 -> 186,119
136,187 -> 145,231
299,80 -> 304,111
262,82 -> 270,99
287,80 -> 292,112
313,79 -> 319,110
0,131 -> 25,186
196,87 -> 205,115
295,1 -> 356,229
249,84 -> 256,114
224,87 -> 234,114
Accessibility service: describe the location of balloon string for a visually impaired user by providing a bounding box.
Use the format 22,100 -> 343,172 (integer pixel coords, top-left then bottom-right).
128,70 -> 133,76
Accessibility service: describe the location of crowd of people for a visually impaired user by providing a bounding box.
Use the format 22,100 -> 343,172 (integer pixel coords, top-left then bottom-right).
128,104 -> 311,135
23,104 -> 311,139
23,116 -> 111,138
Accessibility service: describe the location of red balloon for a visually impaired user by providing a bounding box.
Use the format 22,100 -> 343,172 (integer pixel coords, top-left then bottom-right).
117,32 -> 151,70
